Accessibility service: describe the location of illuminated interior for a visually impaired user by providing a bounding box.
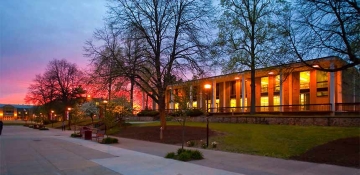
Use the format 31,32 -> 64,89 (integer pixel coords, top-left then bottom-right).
192,101 -> 197,108
260,96 -> 268,111
274,95 -> 280,111
261,77 -> 268,93
240,98 -> 247,107
300,71 -> 310,89
275,75 -> 280,91
230,98 -> 236,107
175,103 -> 179,110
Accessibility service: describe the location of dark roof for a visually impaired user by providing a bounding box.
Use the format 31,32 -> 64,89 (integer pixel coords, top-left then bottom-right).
0,104 -> 35,109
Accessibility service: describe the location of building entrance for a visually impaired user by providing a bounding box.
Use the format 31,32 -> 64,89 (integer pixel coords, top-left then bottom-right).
300,93 -> 310,111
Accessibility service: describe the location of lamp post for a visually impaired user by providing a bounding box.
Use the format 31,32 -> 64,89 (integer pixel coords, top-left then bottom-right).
67,107 -> 71,130
103,100 -> 108,135
51,110 -> 54,127
204,84 -> 211,148
103,100 -> 108,119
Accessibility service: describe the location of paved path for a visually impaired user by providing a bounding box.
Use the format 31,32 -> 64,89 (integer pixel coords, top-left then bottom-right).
0,126 -> 358,175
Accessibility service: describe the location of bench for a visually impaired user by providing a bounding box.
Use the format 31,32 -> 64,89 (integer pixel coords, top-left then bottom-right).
92,130 -> 105,142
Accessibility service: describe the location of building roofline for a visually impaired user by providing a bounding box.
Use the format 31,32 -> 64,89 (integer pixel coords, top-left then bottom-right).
172,56 -> 342,85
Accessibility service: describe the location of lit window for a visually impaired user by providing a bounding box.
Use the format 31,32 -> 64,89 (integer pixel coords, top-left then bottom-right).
261,77 -> 268,93
316,71 -> 328,96
240,98 -> 247,107
273,96 -> 280,111
192,101 -> 197,108
275,75 -> 280,92
230,98 -> 236,107
300,71 -> 310,89
260,96 -> 269,111
175,103 -> 179,110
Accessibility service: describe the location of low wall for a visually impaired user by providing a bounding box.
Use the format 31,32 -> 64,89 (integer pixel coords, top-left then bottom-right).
185,116 -> 360,127
128,115 -> 360,127
125,116 -> 155,121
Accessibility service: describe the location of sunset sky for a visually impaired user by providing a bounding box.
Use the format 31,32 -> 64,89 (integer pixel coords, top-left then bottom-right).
0,0 -> 108,104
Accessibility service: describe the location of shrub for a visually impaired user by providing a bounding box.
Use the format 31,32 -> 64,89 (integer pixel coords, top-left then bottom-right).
178,151 -> 191,161
177,148 -> 186,155
165,152 -> 176,158
101,137 -> 119,144
137,110 -> 160,117
42,120 -> 52,125
71,133 -> 82,137
166,116 -> 173,121
169,111 -> 184,117
166,148 -> 204,162
186,109 -> 204,117
186,140 -> 195,147
39,127 -> 49,130
190,150 -> 203,160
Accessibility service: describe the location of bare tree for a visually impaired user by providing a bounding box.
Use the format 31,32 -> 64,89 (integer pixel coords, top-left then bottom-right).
289,0 -> 360,71
26,59 -> 85,127
85,25 -> 147,111
217,0 -> 289,114
102,0 -> 215,128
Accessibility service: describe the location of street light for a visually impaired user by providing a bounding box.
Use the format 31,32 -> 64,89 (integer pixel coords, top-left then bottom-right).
103,100 -> 108,136
67,107 -> 71,130
204,83 -> 211,148
51,110 -> 54,127
103,100 -> 108,118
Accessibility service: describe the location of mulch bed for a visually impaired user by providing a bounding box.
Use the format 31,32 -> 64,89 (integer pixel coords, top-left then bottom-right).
116,125 -> 218,144
291,137 -> 360,168
115,126 -> 359,168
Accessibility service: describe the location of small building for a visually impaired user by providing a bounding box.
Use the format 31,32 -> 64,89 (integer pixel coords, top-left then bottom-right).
0,104 -> 35,120
165,56 -> 360,115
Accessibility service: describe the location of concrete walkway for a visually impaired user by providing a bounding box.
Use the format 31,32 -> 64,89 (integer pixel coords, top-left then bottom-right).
0,126 -> 358,175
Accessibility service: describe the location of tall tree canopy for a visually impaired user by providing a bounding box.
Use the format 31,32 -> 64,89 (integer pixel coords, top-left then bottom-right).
25,59 -> 85,118
217,0 -> 290,114
88,0 -> 215,128
289,0 -> 360,71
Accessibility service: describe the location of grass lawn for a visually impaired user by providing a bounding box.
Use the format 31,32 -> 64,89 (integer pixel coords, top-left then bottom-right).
131,121 -> 360,159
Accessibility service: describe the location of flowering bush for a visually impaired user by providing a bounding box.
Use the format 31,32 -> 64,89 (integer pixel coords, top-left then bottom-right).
199,140 -> 207,148
211,141 -> 218,148
186,140 -> 195,147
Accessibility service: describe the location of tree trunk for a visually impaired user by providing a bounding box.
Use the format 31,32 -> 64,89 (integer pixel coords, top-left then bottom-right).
158,95 -> 167,130
130,78 -> 134,110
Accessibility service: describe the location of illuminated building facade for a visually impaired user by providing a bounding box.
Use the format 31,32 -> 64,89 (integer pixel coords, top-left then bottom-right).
165,57 -> 360,114
0,104 -> 35,120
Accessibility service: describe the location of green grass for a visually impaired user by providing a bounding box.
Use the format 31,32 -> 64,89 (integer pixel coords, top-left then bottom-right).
131,121 -> 360,159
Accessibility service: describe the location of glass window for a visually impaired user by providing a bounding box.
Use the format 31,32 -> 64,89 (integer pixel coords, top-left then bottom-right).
175,103 -> 179,110
230,98 -> 236,107
260,96 -> 269,111
192,86 -> 197,101
316,71 -> 328,96
261,77 -> 268,93
275,75 -> 280,92
300,71 -> 310,89
273,95 -> 280,111
240,98 -> 247,107
230,81 -> 236,98
192,101 -> 197,108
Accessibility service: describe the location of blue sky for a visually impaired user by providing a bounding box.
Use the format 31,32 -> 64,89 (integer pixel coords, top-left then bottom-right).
0,0 -> 108,104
